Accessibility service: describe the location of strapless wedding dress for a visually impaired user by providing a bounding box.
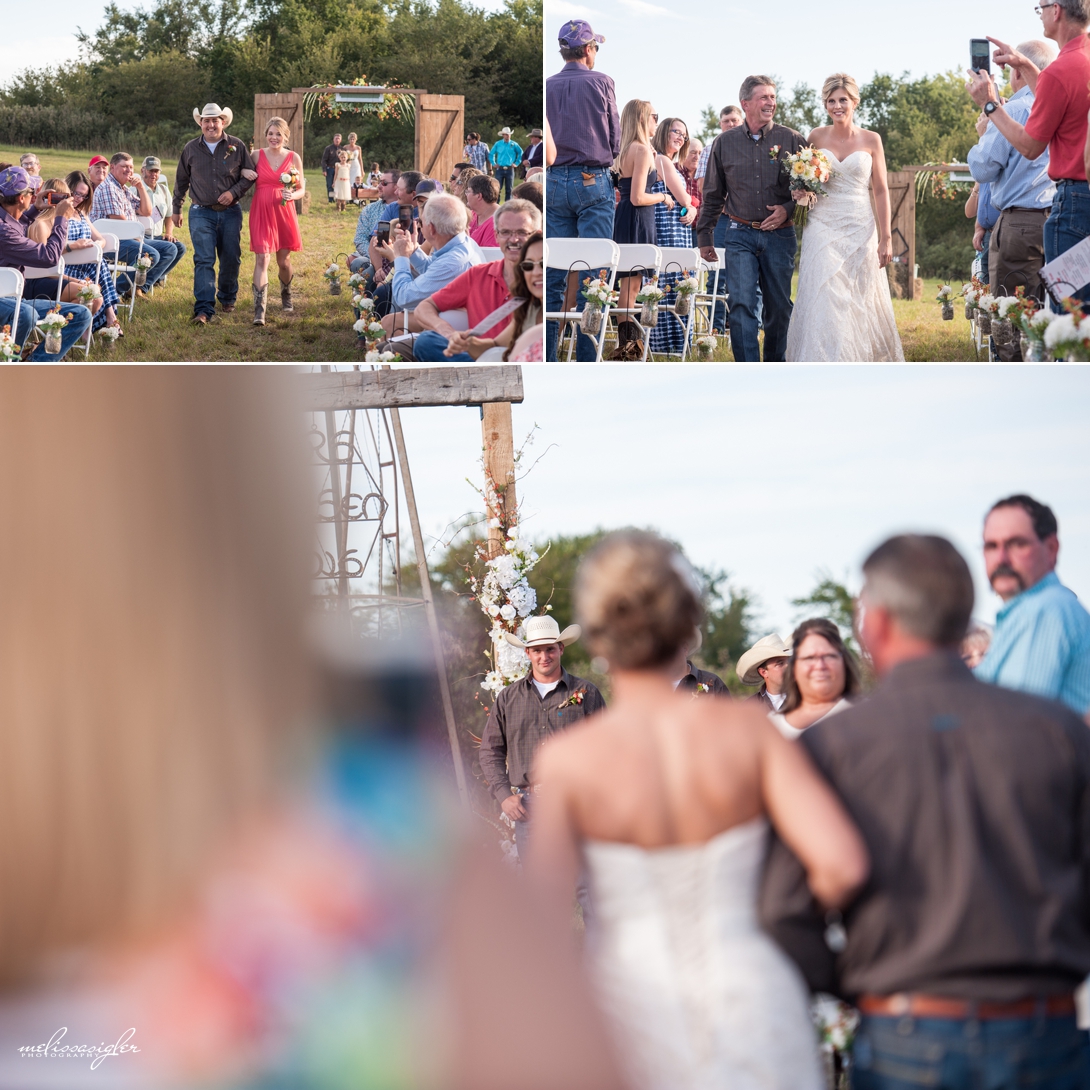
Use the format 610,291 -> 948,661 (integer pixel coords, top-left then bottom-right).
582,817 -> 822,1090
786,150 -> 904,362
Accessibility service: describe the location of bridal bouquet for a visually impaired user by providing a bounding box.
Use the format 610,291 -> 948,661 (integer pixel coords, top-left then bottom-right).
782,147 -> 834,226
280,166 -> 301,206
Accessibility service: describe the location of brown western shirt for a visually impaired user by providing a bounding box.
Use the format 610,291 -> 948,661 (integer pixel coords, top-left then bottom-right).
696,120 -> 805,246
759,652 -> 1090,1000
479,669 -> 606,802
173,134 -> 256,214
676,661 -> 730,696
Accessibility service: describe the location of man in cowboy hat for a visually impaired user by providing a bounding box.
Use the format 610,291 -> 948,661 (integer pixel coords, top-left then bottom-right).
172,103 -> 256,325
673,630 -> 730,695
489,126 -> 523,202
737,633 -> 793,712
479,615 -> 606,860
520,129 -> 544,178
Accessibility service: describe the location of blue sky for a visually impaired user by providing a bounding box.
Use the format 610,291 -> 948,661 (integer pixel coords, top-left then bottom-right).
397,364 -> 1090,638
545,0 -> 1051,139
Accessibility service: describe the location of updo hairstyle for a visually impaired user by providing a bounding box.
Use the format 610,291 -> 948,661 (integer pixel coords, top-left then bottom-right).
575,530 -> 703,671
821,74 -> 861,107
265,116 -> 292,143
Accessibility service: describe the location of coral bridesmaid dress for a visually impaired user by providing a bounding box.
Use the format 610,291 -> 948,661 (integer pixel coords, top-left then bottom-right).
248,149 -> 303,254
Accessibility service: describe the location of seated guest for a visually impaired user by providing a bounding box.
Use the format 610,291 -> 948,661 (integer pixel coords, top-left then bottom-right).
450,164 -> 480,203
512,180 -> 543,213
139,156 -> 186,284
681,138 -> 703,209
90,153 -> 167,295
411,197 -> 540,361
449,162 -> 474,192
367,161 -> 382,187
0,166 -> 92,360
19,154 -> 41,181
466,174 -> 500,247
62,170 -> 122,333
88,155 -> 109,190
369,170 -> 424,288
444,231 -> 542,360
377,193 -> 484,336
349,168 -> 398,275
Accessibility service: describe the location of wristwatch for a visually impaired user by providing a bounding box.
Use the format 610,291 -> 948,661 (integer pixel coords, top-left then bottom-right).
984,101 -> 998,116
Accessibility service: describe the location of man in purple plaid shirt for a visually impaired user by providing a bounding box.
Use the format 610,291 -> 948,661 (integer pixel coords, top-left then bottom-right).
545,18 -> 620,361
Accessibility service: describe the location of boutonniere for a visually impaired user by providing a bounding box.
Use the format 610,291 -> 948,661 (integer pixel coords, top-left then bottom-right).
769,145 -> 782,162
558,687 -> 587,711
225,144 -> 236,157
693,682 -> 711,696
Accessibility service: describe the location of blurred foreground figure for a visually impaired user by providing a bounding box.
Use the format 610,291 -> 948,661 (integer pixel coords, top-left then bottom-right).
530,529 -> 869,1090
761,534 -> 1090,1090
0,368 -> 623,1090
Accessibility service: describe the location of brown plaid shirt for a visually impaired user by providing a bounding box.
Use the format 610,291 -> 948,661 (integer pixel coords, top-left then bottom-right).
479,669 -> 606,802
172,134 -> 256,214
696,120 -> 806,246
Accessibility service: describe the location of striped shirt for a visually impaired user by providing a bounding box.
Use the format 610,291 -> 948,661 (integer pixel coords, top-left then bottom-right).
90,174 -> 137,222
464,142 -> 490,172
975,571 -> 1090,715
695,140 -> 715,180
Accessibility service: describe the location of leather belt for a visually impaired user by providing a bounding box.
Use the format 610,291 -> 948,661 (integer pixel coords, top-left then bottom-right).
857,992 -> 1076,1020
1004,207 -> 1048,214
728,214 -> 764,229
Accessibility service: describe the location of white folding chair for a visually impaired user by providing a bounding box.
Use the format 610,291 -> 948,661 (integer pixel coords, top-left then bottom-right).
612,244 -> 663,362
479,247 -> 504,263
696,247 -> 729,346
137,215 -> 155,239
65,242 -> 103,355
92,219 -> 145,320
654,246 -> 704,360
544,238 -> 621,362
23,257 -> 65,306
0,267 -> 25,346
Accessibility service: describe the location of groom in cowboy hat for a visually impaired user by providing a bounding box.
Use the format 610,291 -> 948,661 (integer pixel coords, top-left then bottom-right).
479,615 -> 606,860
172,102 -> 257,325
736,633 -> 793,712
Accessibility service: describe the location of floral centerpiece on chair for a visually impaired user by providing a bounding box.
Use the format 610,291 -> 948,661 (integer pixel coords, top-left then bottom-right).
76,279 -> 101,307
936,284 -> 954,321
635,282 -> 665,327
579,275 -> 618,337
672,273 -> 699,317
133,252 -> 153,287
36,308 -> 72,354
323,262 -> 342,295
1043,304 -> 1090,360
991,296 -> 1022,346
0,324 -> 20,362
692,334 -> 717,361
976,292 -> 998,335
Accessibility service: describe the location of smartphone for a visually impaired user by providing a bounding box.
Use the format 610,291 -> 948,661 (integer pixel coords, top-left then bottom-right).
397,206 -> 414,233
375,221 -> 391,244
971,38 -> 991,76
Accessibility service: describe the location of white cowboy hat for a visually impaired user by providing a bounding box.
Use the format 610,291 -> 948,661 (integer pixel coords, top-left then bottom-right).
736,633 -> 793,686
500,126 -> 513,135
503,615 -> 581,649
193,103 -> 234,127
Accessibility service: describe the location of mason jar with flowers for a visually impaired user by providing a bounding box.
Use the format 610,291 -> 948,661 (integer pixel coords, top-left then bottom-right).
0,324 -> 20,362
133,251 -> 153,287
635,282 -> 665,327
1044,309 -> 1090,361
673,274 -> 699,317
579,275 -> 618,336
323,262 -> 342,295
692,334 -> 717,361
1019,307 -> 1054,362
976,293 -> 997,336
352,292 -> 375,323
936,284 -> 954,321
36,308 -> 71,354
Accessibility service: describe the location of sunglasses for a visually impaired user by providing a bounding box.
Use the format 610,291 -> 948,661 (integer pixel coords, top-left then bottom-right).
519,259 -> 544,271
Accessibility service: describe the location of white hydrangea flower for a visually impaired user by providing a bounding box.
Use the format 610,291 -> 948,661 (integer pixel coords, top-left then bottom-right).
1029,309 -> 1056,331
499,603 -> 516,621
507,582 -> 537,618
489,554 -> 519,589
995,296 -> 1020,318
1045,313 -> 1079,349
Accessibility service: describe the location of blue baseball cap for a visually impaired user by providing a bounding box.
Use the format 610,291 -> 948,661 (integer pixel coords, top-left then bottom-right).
558,19 -> 605,47
0,166 -> 42,198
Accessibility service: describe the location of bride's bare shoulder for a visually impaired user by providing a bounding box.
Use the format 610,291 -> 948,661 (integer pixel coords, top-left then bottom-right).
807,126 -> 831,144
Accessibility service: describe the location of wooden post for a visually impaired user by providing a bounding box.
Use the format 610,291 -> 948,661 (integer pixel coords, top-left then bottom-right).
482,402 -> 516,559
885,170 -> 919,300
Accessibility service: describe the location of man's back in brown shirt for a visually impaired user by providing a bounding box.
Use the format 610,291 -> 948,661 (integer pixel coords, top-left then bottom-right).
760,652 -> 1090,1001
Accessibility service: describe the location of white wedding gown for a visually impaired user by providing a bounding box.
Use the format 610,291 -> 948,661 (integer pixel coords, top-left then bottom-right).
583,817 -> 823,1090
786,150 -> 904,362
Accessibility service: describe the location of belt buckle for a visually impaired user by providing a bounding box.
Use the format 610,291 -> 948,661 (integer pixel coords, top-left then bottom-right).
750,220 -> 761,229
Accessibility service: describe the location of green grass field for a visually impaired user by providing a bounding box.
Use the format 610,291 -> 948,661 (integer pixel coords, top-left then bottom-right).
6,144 -> 382,362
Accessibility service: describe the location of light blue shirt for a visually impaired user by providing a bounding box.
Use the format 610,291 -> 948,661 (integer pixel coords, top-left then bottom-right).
490,140 -> 523,168
390,232 -> 484,309
967,86 -> 1055,212
975,571 -> 1090,714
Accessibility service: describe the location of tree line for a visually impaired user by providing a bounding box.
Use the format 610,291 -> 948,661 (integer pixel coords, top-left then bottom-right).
0,0 -> 542,169
697,71 -> 984,280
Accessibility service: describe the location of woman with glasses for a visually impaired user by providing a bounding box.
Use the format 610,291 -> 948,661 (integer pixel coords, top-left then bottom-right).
771,618 -> 863,738
649,117 -> 698,358
61,169 -> 122,335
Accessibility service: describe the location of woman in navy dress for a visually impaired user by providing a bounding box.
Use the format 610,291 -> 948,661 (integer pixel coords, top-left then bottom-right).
649,117 -> 698,357
612,99 -> 673,360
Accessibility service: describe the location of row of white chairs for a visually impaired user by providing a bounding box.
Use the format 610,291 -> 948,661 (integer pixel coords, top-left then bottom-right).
544,239 -> 728,362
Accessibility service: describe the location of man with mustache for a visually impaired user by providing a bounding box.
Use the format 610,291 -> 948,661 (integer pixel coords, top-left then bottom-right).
976,494 -> 1090,718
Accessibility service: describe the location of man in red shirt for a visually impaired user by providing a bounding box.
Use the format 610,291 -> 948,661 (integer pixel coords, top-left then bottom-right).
411,198 -> 540,360
967,0 -> 1090,302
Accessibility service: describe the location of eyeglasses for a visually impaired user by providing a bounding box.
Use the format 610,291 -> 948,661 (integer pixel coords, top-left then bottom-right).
669,128 -> 687,137
796,652 -> 843,667
497,229 -> 531,239
651,113 -> 659,122
1035,2 -> 1057,11
519,260 -> 543,271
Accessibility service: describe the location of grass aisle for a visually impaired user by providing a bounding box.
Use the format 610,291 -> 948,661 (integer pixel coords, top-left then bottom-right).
8,145 -> 374,362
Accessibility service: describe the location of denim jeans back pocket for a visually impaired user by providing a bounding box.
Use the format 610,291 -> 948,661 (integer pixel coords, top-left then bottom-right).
855,1023 -> 945,1088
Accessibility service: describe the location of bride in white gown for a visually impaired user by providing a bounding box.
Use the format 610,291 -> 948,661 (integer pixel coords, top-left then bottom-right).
528,531 -> 869,1090
787,73 -> 905,362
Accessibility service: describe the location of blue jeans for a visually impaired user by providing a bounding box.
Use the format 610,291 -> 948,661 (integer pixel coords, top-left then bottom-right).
325,166 -> 336,203
545,165 -> 616,361
853,1013 -> 1090,1090
0,296 -> 91,361
188,204 -> 244,318
413,329 -> 470,361
722,222 -> 796,361
142,238 -> 177,287
494,165 -> 515,202
116,238 -> 161,293
151,237 -> 186,279
1045,181 -> 1090,306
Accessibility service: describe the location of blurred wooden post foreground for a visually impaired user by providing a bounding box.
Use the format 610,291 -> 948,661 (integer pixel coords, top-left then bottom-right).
483,403 -> 516,559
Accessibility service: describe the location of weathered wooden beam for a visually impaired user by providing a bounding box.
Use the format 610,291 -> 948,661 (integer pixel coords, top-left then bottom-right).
301,366 -> 524,411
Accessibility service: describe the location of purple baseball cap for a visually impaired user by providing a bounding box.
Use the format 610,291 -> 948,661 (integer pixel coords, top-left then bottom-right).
0,166 -> 42,198
558,19 -> 605,47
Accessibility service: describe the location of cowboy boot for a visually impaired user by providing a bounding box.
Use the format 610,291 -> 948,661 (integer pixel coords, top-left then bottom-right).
252,284 -> 267,326
280,275 -> 294,312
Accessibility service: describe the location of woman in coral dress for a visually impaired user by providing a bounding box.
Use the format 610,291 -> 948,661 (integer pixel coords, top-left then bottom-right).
246,115 -> 304,325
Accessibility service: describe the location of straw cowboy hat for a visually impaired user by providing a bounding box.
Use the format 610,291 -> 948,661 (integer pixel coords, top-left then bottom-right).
736,633 -> 793,686
193,102 -> 234,127
503,615 -> 581,649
